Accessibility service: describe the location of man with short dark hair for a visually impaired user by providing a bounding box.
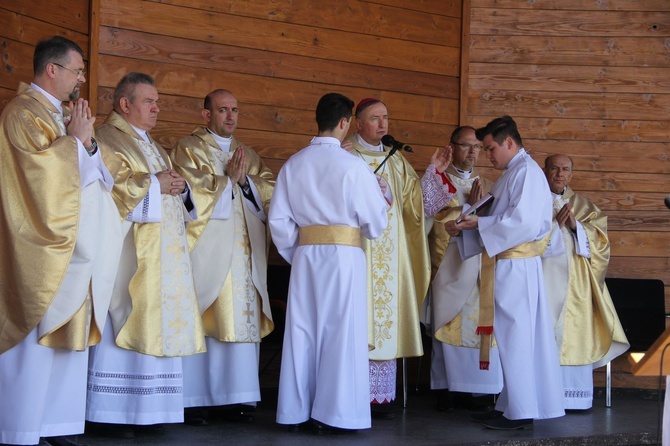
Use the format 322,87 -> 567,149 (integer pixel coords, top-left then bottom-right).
541,154 -> 628,410
171,89 -> 275,424
0,35 -> 122,445
86,72 -> 205,438
270,93 -> 388,432
447,116 -> 564,430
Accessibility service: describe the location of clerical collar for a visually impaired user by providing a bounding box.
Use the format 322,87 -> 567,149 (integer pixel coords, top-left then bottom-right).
454,166 -> 473,179
355,134 -> 384,152
552,187 -> 567,198
206,127 -> 233,152
30,82 -> 63,114
129,123 -> 151,143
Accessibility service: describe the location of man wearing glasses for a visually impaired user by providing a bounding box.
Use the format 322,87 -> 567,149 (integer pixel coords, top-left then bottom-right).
421,126 -> 501,413
0,36 -> 122,445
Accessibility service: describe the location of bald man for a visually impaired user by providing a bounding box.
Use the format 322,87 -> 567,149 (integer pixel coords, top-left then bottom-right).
171,89 -> 275,425
541,154 -> 628,410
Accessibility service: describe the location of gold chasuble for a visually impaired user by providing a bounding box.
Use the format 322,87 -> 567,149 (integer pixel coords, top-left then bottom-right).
171,128 -> 274,342
346,135 -> 430,360
553,187 -> 628,366
429,167 -> 494,349
97,111 -> 205,357
0,83 -> 110,353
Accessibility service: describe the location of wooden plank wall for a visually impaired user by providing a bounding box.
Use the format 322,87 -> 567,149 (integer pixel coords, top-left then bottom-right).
93,0 -> 464,177
467,0 -> 670,308
0,0 -> 91,108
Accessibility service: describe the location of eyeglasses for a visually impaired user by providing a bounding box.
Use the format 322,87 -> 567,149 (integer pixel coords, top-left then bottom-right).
52,62 -> 86,79
453,142 -> 483,151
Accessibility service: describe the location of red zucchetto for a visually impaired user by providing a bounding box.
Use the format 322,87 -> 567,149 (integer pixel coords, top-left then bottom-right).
355,97 -> 382,117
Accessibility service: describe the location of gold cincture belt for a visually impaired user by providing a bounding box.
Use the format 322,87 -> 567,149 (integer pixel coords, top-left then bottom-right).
298,225 -> 361,247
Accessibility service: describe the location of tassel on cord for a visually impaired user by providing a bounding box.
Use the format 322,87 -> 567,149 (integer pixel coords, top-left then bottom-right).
476,326 -> 493,335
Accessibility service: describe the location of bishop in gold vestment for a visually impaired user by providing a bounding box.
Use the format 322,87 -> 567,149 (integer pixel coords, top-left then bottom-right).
170,89 -> 274,420
0,36 -> 122,445
346,99 -> 430,413
86,73 -> 204,431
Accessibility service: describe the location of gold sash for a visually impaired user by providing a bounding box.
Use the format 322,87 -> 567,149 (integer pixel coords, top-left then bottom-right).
478,241 -> 541,369
298,225 -> 361,247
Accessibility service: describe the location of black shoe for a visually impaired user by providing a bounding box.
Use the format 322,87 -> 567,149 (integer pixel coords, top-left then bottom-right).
435,390 -> 456,412
471,409 -> 503,422
312,420 -> 358,435
184,408 -> 208,426
42,437 -> 89,446
134,424 -> 165,435
85,422 -> 134,439
481,416 -> 533,430
370,402 -> 396,420
286,420 -> 315,433
219,410 -> 254,423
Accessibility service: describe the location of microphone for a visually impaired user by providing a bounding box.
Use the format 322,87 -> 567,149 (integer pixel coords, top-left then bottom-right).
381,134 -> 413,153
665,194 -> 670,209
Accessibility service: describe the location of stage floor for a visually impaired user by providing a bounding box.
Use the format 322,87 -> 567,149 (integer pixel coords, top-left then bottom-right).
75,387 -> 662,446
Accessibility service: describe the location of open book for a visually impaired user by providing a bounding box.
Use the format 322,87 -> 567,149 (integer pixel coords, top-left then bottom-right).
456,193 -> 494,224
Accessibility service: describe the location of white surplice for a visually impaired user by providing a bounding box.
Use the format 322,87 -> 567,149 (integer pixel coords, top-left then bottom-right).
457,149 -> 565,421
269,137 -> 388,430
426,170 -> 503,394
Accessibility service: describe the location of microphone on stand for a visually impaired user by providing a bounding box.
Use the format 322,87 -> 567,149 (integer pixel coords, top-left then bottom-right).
381,134 -> 414,153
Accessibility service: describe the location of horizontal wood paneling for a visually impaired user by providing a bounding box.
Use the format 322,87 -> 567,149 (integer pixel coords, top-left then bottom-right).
470,63 -> 670,94
94,0 -> 464,184
100,0 -> 460,76
470,35 -> 670,68
0,38 -> 34,91
475,0 -> 670,12
97,54 -> 459,129
0,0 -> 89,34
147,0 -> 461,47
471,34 -> 670,69
474,116 -> 670,143
0,4 -> 91,103
469,0 -> 670,366
98,27 -> 460,99
606,212 -> 670,232
471,9 -> 669,37
517,139 -> 670,174
609,232 -> 670,258
468,90 -> 670,121
0,8 -> 88,48
362,0 -> 462,18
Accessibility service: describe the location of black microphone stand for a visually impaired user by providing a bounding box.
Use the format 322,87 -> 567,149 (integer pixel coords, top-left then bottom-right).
374,145 -> 400,174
